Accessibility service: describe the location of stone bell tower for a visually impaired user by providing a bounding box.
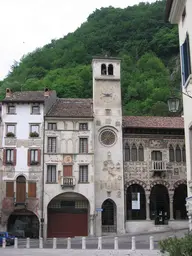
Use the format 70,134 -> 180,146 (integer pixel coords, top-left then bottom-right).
92,57 -> 125,235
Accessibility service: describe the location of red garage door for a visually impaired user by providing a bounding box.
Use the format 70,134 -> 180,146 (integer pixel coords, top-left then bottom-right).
47,212 -> 88,237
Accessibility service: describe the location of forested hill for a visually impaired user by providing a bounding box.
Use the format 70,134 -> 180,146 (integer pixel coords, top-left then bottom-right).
0,0 -> 180,116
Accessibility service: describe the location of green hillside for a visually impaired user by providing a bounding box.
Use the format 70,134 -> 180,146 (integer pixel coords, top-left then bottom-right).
1,0 -> 180,116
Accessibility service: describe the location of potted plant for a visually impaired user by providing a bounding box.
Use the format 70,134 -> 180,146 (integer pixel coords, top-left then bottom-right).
29,131 -> 39,137
6,132 -> 15,137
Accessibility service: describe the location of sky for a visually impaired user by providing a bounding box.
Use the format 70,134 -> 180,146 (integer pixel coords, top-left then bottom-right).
0,0 -> 157,80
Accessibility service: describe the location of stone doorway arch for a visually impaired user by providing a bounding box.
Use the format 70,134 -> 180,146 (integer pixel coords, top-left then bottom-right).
101,199 -> 117,233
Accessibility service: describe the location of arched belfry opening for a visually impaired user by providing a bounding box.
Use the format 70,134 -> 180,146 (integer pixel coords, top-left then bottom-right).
108,64 -> 114,75
101,64 -> 107,75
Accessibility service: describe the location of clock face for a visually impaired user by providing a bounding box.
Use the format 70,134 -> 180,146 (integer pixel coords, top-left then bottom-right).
100,86 -> 116,103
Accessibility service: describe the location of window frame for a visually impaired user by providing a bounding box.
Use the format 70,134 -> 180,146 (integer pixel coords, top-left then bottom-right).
30,124 -> 40,134
6,124 -> 16,136
5,149 -> 14,164
79,137 -> 88,154
31,104 -> 40,115
7,104 -> 16,114
30,149 -> 39,164
79,165 -> 88,183
47,165 -> 57,183
48,123 -> 57,130
47,137 -> 57,153
79,123 -> 88,131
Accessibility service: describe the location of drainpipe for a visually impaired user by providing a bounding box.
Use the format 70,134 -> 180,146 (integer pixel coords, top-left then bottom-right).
40,115 -> 45,239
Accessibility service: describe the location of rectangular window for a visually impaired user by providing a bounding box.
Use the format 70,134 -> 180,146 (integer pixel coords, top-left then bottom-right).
6,149 -> 14,164
181,33 -> 191,86
79,123 -> 88,131
47,165 -> 56,183
30,149 -> 38,163
7,105 -> 16,114
47,137 -> 56,153
31,105 -> 40,114
6,124 -> 16,136
79,165 -> 88,183
79,138 -> 88,153
30,124 -> 39,137
48,123 -> 57,130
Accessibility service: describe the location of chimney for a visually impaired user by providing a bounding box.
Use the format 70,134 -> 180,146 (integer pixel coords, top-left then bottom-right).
44,88 -> 50,97
6,88 -> 12,97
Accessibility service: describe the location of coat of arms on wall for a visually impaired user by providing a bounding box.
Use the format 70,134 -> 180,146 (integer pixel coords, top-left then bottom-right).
102,151 -> 121,177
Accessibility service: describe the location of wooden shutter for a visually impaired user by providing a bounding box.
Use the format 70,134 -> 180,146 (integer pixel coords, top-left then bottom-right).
63,165 -> 72,176
3,149 -> 6,165
13,149 -> 17,166
6,182 -> 14,197
38,149 -> 41,165
28,149 -> 31,166
28,182 -> 36,198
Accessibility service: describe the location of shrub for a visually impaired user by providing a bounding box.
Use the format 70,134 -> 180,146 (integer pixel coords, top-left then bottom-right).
29,131 -> 39,137
6,132 -> 15,137
159,233 -> 192,256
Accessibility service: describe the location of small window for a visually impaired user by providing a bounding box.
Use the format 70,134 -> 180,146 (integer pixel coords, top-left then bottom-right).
47,137 -> 56,153
31,105 -> 40,115
79,123 -> 88,131
30,149 -> 38,164
101,64 -> 107,75
6,149 -> 14,164
176,145 -> 182,162
6,124 -> 16,137
47,165 -> 56,183
131,144 -> 137,161
7,105 -> 16,114
138,144 -> 144,161
169,145 -> 175,162
48,123 -> 57,130
79,165 -> 88,183
124,143 -> 130,161
108,64 -> 114,75
105,109 -> 111,116
79,138 -> 88,153
30,124 -> 39,137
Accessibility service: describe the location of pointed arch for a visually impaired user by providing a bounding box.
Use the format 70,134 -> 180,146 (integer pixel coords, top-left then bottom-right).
138,144 -> 144,161
131,143 -> 137,161
124,143 -> 130,161
175,145 -> 181,162
169,144 -> 175,162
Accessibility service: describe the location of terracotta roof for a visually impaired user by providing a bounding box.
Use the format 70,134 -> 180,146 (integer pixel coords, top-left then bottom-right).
47,98 -> 93,118
165,0 -> 173,21
123,116 -> 184,129
2,91 -> 51,103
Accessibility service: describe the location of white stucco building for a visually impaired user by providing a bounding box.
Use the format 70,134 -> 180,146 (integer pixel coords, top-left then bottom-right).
166,0 -> 192,227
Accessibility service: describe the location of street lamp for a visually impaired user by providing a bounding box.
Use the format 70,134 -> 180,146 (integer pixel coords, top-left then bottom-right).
167,97 -> 180,113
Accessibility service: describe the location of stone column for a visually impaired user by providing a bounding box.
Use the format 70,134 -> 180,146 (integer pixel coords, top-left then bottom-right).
90,215 -> 94,236
169,194 -> 174,220
146,193 -> 150,220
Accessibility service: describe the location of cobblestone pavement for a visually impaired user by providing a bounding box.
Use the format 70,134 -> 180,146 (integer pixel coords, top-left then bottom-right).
0,249 -> 162,256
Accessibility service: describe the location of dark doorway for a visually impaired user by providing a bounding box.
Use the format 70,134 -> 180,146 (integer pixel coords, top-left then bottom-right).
102,199 -> 116,233
127,184 -> 146,220
150,184 -> 170,224
173,184 -> 187,220
7,210 -> 39,238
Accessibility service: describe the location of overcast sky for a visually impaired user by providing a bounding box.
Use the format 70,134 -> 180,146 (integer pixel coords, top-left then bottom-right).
0,0 -> 157,80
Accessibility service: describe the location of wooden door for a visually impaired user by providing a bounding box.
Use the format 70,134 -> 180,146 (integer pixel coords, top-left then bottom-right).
63,165 -> 72,176
16,176 -> 26,203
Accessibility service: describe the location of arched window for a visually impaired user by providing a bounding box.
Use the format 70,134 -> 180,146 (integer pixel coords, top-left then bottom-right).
173,184 -> 187,220
169,145 -> 175,162
101,64 -> 107,75
108,64 -> 114,75
102,199 -> 117,233
175,145 -> 181,162
182,145 -> 186,162
16,175 -> 26,204
124,143 -> 130,161
127,184 -> 146,220
131,144 -> 137,161
138,144 -> 144,161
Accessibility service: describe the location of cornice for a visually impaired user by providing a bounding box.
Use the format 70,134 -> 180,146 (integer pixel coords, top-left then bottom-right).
169,0 -> 186,24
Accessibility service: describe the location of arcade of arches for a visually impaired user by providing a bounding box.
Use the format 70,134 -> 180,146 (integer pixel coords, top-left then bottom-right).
126,182 -> 187,223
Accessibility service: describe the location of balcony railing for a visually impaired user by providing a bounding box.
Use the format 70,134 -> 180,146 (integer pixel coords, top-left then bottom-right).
151,161 -> 166,171
61,176 -> 76,188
